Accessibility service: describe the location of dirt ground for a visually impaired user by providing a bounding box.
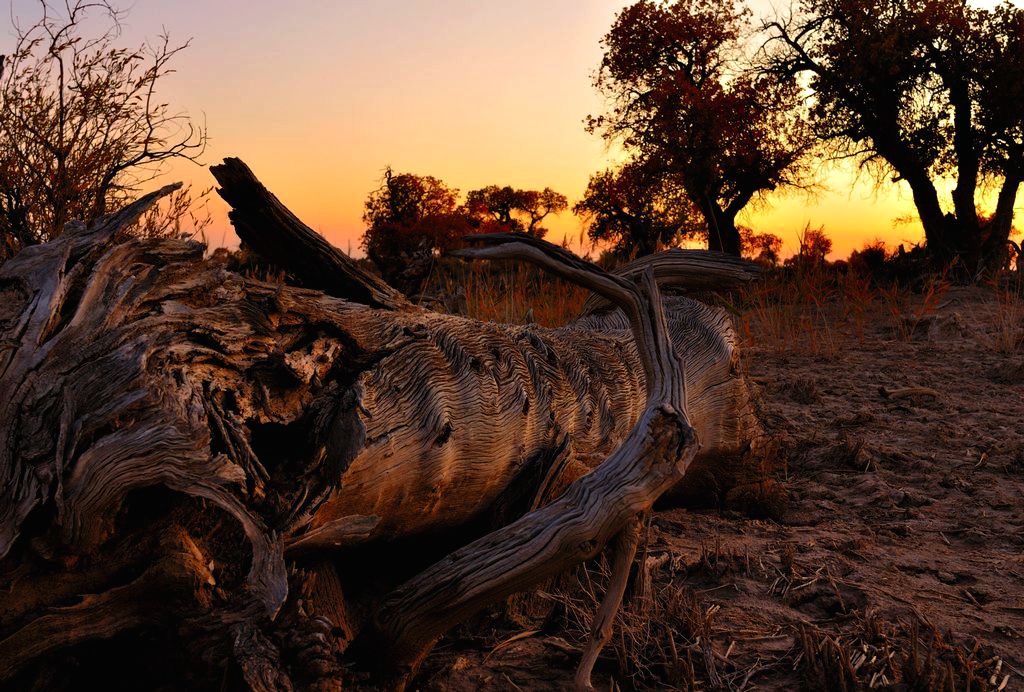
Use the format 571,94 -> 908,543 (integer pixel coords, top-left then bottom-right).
414,287 -> 1024,690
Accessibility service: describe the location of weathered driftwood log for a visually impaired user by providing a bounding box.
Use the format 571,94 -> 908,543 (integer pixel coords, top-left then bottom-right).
367,235 -> 700,689
0,159 -> 760,690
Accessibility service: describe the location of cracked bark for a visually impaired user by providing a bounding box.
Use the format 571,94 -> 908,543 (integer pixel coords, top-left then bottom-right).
0,159 -> 760,689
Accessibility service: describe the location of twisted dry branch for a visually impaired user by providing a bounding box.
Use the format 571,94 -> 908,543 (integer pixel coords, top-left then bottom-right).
370,233 -> 700,688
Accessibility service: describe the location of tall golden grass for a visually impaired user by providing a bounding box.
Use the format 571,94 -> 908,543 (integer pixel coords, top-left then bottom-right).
424,255 -> 1022,355
988,273 -> 1024,354
738,263 -> 1023,356
428,260 -> 587,327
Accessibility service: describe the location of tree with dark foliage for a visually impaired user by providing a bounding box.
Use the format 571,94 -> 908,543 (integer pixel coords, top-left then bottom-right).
589,0 -> 812,256
784,223 -> 833,268
574,159 -> 700,257
765,0 -> 1024,273
361,167 -> 472,294
740,226 -> 783,266
465,184 -> 568,237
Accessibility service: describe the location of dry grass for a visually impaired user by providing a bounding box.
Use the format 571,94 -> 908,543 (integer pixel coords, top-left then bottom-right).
536,552 -> 1012,691
541,549 -> 728,690
427,259 -> 587,327
419,253 -> 1022,362
986,275 -> 1024,354
798,614 -> 1011,691
531,535 -> 796,691
878,271 -> 950,342
738,266 -> 842,357
736,264 -> 1024,357
838,269 -> 875,343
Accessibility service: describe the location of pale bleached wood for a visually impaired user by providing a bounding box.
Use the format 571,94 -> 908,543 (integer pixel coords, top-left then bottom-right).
581,247 -> 760,314
366,236 -> 700,687
0,169 -> 759,688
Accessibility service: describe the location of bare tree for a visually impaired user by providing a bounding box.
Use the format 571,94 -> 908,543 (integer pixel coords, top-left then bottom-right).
0,0 -> 207,261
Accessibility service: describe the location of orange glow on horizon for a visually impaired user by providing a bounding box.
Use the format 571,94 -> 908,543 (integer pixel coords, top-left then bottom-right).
60,0 -> 1019,263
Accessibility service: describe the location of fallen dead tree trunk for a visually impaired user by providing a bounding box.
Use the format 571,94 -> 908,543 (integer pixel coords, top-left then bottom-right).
366,236 -> 700,689
0,158 -> 760,690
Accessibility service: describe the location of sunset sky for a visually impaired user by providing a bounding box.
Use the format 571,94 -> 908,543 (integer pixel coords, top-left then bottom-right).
7,0 -> 1021,258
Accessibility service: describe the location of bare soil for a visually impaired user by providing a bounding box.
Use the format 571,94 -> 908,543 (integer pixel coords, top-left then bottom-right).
415,287 -> 1024,690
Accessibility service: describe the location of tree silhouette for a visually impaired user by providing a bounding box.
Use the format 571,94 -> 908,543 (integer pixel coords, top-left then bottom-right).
465,185 -> 567,237
765,0 -> 1024,272
0,1 -> 207,262
785,224 -> 833,267
361,168 -> 471,294
465,185 -> 520,232
574,160 -> 700,257
740,226 -> 783,266
589,0 -> 812,256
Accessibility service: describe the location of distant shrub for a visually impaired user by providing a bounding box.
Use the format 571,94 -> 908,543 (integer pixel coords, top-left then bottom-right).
740,227 -> 783,267
847,241 -> 934,287
848,240 -> 890,279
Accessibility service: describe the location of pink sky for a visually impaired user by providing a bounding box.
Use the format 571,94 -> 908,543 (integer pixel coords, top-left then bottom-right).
7,0 -> 1021,258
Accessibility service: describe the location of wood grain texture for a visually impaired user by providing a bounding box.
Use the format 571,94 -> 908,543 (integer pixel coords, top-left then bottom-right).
210,157 -> 409,310
0,169 -> 760,688
364,236 -> 705,685
581,247 -> 760,314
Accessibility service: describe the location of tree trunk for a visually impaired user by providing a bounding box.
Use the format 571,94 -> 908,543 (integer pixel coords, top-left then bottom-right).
699,201 -> 742,257
901,167 -> 955,263
0,159 -> 761,690
948,79 -> 981,249
982,173 -> 1023,271
898,158 -> 1020,275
